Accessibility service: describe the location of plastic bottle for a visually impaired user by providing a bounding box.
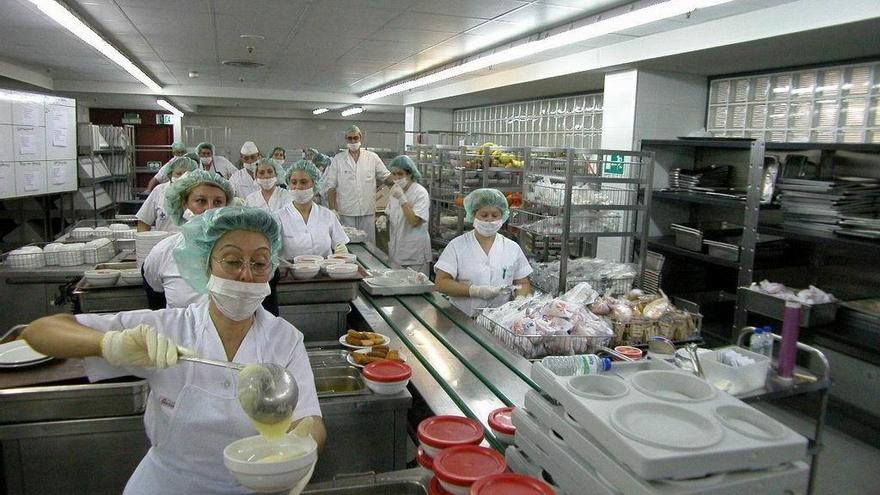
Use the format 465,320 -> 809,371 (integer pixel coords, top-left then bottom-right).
760,326 -> 775,359
541,354 -> 612,376
749,327 -> 765,355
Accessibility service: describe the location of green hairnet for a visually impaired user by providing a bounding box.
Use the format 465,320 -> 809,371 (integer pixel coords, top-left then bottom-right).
271,147 -> 286,158
196,142 -> 214,154
185,151 -> 199,162
313,153 -> 331,168
345,125 -> 361,136
160,156 -> 197,178
464,188 -> 510,223
171,141 -> 186,153
173,206 -> 282,294
282,159 -> 321,191
389,155 -> 421,181
254,158 -> 282,184
164,169 -> 234,226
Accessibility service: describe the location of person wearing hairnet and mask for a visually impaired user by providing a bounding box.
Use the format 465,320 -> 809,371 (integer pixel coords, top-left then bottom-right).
269,147 -> 286,169
324,125 -> 392,243
146,141 -> 188,192
381,155 -> 431,275
136,156 -> 198,232
229,141 -> 262,199
151,143 -> 236,189
22,206 -> 326,494
244,158 -> 290,212
434,188 -> 532,317
278,160 -> 349,258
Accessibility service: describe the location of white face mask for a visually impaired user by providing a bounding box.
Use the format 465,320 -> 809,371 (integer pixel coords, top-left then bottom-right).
182,209 -> 197,221
244,161 -> 257,173
473,218 -> 504,237
290,188 -> 314,204
206,275 -> 271,321
271,158 -> 284,167
347,142 -> 361,152
393,177 -> 408,188
256,177 -> 276,190
199,156 -> 212,166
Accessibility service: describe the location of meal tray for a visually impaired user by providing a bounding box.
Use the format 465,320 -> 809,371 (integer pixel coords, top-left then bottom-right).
359,278 -> 435,296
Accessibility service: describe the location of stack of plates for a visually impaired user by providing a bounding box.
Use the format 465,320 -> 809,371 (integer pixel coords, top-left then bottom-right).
0,340 -> 53,368
135,231 -> 171,267
641,269 -> 661,294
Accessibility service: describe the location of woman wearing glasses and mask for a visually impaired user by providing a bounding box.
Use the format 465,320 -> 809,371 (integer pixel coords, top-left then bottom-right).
22,206 -> 326,494
277,160 -> 349,259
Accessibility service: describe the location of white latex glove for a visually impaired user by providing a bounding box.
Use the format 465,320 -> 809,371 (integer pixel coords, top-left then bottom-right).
101,324 -> 189,369
333,242 -> 349,254
375,215 -> 388,232
390,184 -> 407,202
469,284 -> 502,300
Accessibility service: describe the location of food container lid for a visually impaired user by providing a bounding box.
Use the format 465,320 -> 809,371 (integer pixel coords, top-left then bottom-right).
428,477 -> 452,495
469,473 -> 555,495
418,416 -> 484,448
433,445 -> 506,486
487,407 -> 516,435
362,360 -> 411,383
417,447 -> 434,471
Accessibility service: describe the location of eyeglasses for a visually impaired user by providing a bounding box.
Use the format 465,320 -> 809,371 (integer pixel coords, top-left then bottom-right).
345,135 -> 360,142
211,257 -> 272,276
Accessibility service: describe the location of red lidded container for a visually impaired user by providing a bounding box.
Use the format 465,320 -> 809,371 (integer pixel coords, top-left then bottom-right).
433,445 -> 507,494
487,407 -> 516,444
417,415 -> 484,457
362,360 -> 412,382
469,473 -> 555,495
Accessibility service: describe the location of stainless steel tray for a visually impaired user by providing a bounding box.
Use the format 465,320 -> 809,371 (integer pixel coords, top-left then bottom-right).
740,287 -> 838,328
0,376 -> 148,423
360,279 -> 435,296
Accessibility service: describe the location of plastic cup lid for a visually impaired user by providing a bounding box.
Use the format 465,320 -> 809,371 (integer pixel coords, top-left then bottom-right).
418,416 -> 484,449
362,360 -> 412,383
432,445 -> 506,486
487,407 -> 516,435
417,447 -> 434,471
469,473 -> 555,495
429,477 -> 452,495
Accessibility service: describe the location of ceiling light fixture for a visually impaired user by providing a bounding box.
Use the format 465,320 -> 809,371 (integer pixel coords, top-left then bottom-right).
340,107 -> 364,117
26,0 -> 162,93
157,99 -> 183,117
361,0 -> 733,101
312,108 -> 329,115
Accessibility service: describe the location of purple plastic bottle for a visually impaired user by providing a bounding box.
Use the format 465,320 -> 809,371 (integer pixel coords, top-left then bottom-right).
776,301 -> 801,380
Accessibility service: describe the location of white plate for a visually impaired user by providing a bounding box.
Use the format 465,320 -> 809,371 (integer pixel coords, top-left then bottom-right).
338,333 -> 390,350
346,349 -> 408,368
0,340 -> 53,368
365,276 -> 397,287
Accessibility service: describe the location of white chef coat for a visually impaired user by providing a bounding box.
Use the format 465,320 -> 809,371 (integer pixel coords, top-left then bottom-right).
278,202 -> 350,259
244,186 -> 290,212
142,234 -> 207,309
323,149 -> 390,216
386,182 -> 431,267
135,182 -> 178,233
229,168 -> 258,199
434,231 -> 532,317
153,155 -> 237,183
78,301 -> 321,494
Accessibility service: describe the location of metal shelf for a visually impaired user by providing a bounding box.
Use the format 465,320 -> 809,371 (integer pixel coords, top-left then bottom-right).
640,138 -> 755,149
758,225 -> 880,257
647,236 -> 741,269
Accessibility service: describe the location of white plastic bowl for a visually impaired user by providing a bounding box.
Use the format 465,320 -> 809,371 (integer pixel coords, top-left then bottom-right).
83,269 -> 120,287
109,223 -> 130,231
363,376 -> 409,395
291,263 -> 320,280
293,255 -> 324,265
325,263 -> 358,279
327,253 -> 357,264
419,442 -> 443,459
119,269 -> 143,285
224,434 -> 317,493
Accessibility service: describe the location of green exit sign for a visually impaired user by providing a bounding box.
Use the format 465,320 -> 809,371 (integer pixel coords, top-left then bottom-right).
604,154 -> 625,175
156,114 -> 173,125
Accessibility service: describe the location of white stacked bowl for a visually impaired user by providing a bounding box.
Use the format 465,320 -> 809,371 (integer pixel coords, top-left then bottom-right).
135,231 -> 171,268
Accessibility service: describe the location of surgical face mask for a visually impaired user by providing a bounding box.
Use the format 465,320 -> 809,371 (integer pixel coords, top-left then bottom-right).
256,178 -> 276,190
270,158 -> 284,167
290,188 -> 314,204
182,209 -> 197,221
206,275 -> 271,321
473,218 -> 504,237
199,156 -> 212,166
244,162 -> 257,173
347,142 -> 361,152
393,177 -> 409,188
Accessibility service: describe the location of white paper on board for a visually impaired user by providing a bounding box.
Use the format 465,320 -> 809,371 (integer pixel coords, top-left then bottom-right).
20,105 -> 38,126
23,169 -> 42,191
18,129 -> 36,155
48,109 -> 69,147
50,161 -> 67,185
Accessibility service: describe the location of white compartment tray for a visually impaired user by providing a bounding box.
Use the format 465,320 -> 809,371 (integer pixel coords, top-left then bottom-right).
504,446 -> 565,495
516,391 -> 809,495
531,361 -> 808,480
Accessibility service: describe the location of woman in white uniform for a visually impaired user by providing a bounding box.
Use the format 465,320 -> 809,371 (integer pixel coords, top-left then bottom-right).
244,158 -> 290,212
434,188 -> 532,317
277,160 -> 349,259
23,206 -> 326,494
142,170 -> 233,309
382,155 -> 431,275
136,156 -> 197,232
269,146 -> 286,169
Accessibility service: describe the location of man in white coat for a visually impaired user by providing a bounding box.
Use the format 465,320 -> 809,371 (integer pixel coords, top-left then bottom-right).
229,140 -> 262,199
324,125 -> 392,243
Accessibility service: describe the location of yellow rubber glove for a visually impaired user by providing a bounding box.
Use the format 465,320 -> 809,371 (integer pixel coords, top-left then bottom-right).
101,324 -> 186,369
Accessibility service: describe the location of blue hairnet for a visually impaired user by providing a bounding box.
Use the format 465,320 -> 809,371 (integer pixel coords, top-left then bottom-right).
282,159 -> 321,191
254,158 -> 282,184
313,153 -> 331,168
389,155 -> 421,181
160,156 -> 197,178
173,206 -> 282,294
171,141 -> 186,153
464,188 -> 510,223
196,142 -> 214,154
164,169 -> 234,226
271,147 -> 286,158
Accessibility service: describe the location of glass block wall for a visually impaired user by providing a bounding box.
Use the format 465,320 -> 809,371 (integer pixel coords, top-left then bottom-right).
453,93 -> 603,148
708,61 -> 879,143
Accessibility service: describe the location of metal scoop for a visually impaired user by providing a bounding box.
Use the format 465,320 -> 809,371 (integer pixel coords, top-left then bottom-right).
647,336 -> 676,356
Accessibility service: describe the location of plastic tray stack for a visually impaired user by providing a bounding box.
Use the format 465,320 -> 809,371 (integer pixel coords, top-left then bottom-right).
512,361 -> 810,494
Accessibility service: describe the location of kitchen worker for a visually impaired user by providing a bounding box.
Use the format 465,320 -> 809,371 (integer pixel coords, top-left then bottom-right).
136,156 -> 197,232
146,141 -> 188,192
434,188 -> 532,317
151,143 -> 236,188
324,125 -> 392,243
269,146 -> 286,170
244,158 -> 290,212
229,141 -> 262,199
381,155 -> 431,275
278,159 -> 349,259
22,206 -> 325,494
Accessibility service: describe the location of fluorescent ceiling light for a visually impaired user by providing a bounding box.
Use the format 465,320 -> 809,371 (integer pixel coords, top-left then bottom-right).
157,99 -> 183,117
26,0 -> 162,93
312,108 -> 329,115
340,107 -> 364,117
361,0 -> 733,101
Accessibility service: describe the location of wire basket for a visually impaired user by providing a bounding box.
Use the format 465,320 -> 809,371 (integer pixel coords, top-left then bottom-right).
532,274 -> 635,296
3,250 -> 46,269
510,209 -> 622,236
476,312 -> 613,359
607,311 -> 702,346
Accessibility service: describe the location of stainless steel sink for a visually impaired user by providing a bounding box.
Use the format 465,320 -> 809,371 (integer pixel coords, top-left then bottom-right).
313,366 -> 370,398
